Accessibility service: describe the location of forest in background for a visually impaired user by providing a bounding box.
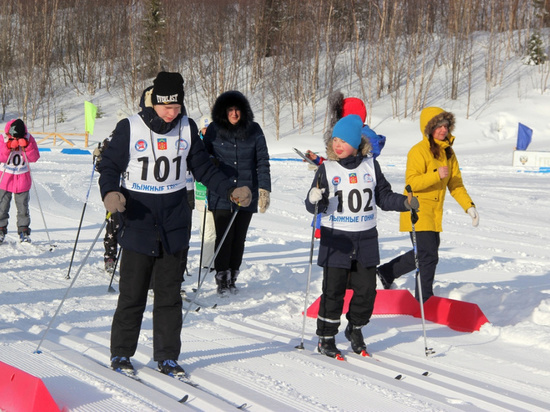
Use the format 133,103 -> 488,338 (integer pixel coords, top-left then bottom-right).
0,0 -> 549,138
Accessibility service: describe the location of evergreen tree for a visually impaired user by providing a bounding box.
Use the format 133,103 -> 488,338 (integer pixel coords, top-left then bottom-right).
142,0 -> 166,78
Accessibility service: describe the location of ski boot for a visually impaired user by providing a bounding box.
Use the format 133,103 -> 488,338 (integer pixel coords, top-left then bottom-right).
111,356 -> 135,375
229,269 -> 239,295
18,227 -> 31,243
345,323 -> 370,357
215,270 -> 230,297
317,336 -> 344,360
0,227 -> 6,243
158,359 -> 185,377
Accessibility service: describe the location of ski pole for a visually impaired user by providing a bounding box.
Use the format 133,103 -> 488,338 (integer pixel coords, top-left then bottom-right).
197,193 -> 209,289
405,184 -> 435,357
107,246 -> 122,293
296,175 -> 321,350
35,213 -> 110,354
182,208 -> 239,324
22,150 -> 55,251
66,161 -> 97,279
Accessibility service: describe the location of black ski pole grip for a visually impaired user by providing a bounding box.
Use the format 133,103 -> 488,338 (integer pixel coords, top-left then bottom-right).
405,184 -> 413,203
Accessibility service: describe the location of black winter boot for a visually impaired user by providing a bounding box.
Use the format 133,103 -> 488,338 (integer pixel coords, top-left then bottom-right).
158,359 -> 185,377
229,270 -> 239,295
215,270 -> 230,297
317,336 -> 344,360
111,356 -> 135,375
345,323 -> 368,355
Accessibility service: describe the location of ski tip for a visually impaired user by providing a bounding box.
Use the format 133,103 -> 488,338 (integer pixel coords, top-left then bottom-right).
360,350 -> 372,357
422,371 -> 430,376
394,374 -> 403,380
178,394 -> 189,403
212,304 -> 218,309
237,403 -> 248,410
335,353 -> 345,361
194,307 -> 201,312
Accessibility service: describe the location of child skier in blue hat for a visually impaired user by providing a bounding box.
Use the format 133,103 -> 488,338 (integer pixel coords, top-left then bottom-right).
305,115 -> 418,359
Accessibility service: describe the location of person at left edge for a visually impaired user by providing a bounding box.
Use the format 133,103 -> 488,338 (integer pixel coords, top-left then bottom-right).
97,71 -> 251,378
0,119 -> 40,243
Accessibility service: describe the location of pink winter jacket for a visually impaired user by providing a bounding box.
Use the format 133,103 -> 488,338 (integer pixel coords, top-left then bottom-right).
0,119 -> 40,193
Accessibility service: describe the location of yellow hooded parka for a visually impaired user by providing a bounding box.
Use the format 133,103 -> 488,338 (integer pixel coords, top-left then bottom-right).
399,107 -> 474,232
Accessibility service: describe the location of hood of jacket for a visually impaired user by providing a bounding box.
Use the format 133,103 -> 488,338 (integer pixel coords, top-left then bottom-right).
420,106 -> 456,146
211,91 -> 254,139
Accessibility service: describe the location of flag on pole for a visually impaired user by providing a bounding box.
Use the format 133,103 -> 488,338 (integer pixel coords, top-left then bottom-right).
516,123 -> 533,151
84,101 -> 98,135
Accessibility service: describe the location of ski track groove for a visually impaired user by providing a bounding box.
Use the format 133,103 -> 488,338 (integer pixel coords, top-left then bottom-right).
7,302 -> 550,411
216,316 -> 550,412
1,328 -> 183,411
47,324 -> 318,411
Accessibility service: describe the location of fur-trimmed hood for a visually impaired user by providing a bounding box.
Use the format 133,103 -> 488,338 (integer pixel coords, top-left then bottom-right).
211,90 -> 254,133
323,91 -> 372,154
420,107 -> 456,145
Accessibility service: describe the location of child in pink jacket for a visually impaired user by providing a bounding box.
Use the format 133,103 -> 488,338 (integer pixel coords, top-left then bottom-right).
0,119 -> 40,243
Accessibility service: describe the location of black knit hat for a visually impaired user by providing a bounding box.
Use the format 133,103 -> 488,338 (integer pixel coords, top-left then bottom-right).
9,119 -> 26,138
151,72 -> 184,106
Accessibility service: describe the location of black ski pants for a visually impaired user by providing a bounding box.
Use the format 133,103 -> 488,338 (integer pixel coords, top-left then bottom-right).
212,209 -> 253,272
110,246 -> 184,361
316,262 -> 377,337
377,231 -> 440,302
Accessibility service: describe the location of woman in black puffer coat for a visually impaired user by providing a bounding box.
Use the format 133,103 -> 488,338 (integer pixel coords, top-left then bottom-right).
203,91 -> 271,296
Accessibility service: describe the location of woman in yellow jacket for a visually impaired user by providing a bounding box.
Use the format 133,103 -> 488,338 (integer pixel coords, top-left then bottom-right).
377,107 -> 479,302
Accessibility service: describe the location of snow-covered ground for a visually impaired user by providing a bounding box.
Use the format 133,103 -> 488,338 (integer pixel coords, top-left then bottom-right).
2,58 -> 550,410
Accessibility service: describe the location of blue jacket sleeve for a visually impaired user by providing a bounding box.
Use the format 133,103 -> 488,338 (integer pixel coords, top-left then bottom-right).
97,119 -> 130,199
254,124 -> 271,192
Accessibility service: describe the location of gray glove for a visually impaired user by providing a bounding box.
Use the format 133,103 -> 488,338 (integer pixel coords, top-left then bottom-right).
404,196 -> 419,212
104,191 -> 126,213
230,186 -> 252,207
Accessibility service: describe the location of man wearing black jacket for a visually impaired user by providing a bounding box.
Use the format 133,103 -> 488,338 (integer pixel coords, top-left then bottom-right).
98,72 -> 251,377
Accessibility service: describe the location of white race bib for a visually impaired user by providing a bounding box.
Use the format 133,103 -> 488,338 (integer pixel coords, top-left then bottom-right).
122,115 -> 191,194
321,158 -> 378,232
